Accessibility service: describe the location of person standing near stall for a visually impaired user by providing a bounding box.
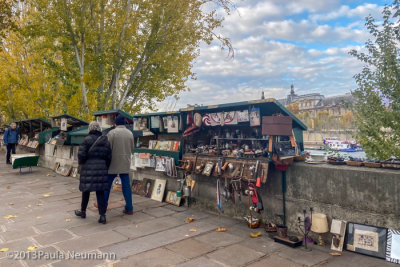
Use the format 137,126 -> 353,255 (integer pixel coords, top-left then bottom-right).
75,121 -> 112,224
3,123 -> 19,164
104,115 -> 134,215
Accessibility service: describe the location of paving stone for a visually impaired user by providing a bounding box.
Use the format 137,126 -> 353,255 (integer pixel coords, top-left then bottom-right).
176,256 -> 224,267
165,238 -> 215,259
69,216 -> 132,236
247,254 -> 302,267
118,211 -> 155,224
115,247 -> 187,267
0,238 -> 37,259
136,199 -> 167,208
0,226 -> 37,242
0,258 -> 24,266
325,250 -> 398,267
142,206 -> 176,218
239,237 -> 285,255
33,230 -> 75,246
57,230 -> 127,253
22,245 -> 60,267
163,204 -> 189,212
194,231 -> 244,248
100,220 -> 215,259
207,244 -> 264,267
278,245 -> 332,266
113,215 -> 185,239
50,250 -> 110,267
88,202 -> 124,212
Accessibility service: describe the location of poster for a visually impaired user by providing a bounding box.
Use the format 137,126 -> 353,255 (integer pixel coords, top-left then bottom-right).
249,107 -> 260,126
167,116 -> 179,133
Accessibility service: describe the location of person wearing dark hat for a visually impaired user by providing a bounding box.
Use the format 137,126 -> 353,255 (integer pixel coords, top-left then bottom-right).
104,115 -> 134,214
75,121 -> 111,224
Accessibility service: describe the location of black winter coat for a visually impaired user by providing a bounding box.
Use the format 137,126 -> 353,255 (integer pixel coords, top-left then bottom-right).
78,130 -> 112,192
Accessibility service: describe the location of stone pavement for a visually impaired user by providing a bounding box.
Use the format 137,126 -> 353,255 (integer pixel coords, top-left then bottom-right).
0,159 -> 397,267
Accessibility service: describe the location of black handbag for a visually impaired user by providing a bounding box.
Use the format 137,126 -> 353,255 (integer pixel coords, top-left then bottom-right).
273,140 -> 295,159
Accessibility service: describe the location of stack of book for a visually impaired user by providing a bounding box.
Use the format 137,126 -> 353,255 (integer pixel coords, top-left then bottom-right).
148,140 -> 180,151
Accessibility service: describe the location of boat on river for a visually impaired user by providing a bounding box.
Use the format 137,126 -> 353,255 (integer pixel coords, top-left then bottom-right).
323,137 -> 363,152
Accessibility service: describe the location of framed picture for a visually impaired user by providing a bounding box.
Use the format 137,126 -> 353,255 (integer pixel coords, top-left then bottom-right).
151,179 -> 167,202
249,107 -> 260,126
61,164 -> 72,177
165,191 -> 181,206
345,222 -> 388,259
386,229 -> 400,264
131,180 -> 142,194
331,219 -> 346,252
136,178 -> 154,198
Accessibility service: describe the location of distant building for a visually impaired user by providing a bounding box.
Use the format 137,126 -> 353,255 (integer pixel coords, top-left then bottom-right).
278,85 -> 354,118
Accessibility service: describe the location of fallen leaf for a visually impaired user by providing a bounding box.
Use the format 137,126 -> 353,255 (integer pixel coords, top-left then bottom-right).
330,252 -> 342,256
185,234 -> 189,237
65,219 -> 71,222
4,215 -> 17,219
27,205 -> 31,208
187,217 -> 195,223
36,216 -> 41,219
120,197 -> 124,201
216,227 -> 227,232
0,248 -> 9,252
42,194 -> 51,197
36,203 -> 43,206
189,228 -> 197,232
250,232 -> 261,238
9,203 -> 13,205
27,246 -> 37,251
6,186 -> 11,189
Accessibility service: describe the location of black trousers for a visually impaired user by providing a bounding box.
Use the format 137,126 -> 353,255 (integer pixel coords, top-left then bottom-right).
6,143 -> 17,163
81,191 -> 106,216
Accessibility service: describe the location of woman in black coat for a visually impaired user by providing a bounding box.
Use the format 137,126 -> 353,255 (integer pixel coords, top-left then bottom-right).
75,121 -> 112,224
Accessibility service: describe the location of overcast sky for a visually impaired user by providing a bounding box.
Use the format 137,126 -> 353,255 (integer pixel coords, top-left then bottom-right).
160,0 -> 391,110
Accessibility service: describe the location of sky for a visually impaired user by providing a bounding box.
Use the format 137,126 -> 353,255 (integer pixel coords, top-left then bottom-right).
160,0 -> 392,110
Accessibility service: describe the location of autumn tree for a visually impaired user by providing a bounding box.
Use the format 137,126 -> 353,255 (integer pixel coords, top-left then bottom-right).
350,2 -> 400,159
22,0 -> 233,117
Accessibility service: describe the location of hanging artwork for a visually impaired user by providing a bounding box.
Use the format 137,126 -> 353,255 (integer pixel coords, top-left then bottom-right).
138,117 -> 148,131
163,117 -> 169,130
133,118 -> 139,131
151,116 -> 160,129
224,111 -> 238,125
60,118 -> 68,131
155,157 -> 166,172
210,113 -> 220,126
237,110 -> 250,122
202,114 -> 211,126
151,179 -> 167,202
345,222 -> 388,259
386,229 -> 400,264
167,116 -> 179,133
250,107 -> 260,126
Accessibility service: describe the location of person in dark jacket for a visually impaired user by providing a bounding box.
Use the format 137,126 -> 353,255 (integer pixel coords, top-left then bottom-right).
3,123 -> 19,164
75,121 -> 112,224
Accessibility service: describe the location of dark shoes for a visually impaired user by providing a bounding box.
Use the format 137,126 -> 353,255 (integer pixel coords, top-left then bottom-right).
98,215 -> 106,224
123,210 -> 133,215
74,210 -> 86,219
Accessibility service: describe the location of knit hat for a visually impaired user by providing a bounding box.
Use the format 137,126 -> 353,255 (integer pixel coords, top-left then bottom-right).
89,121 -> 102,132
115,115 -> 126,126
